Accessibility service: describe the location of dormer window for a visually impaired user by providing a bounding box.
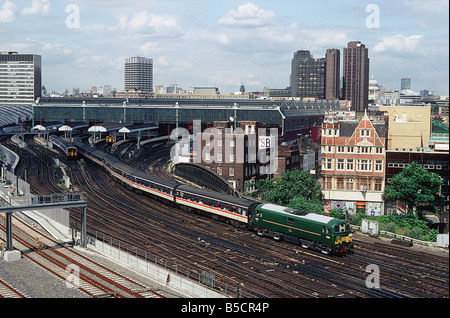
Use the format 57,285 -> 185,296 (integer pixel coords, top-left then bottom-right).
361,129 -> 371,137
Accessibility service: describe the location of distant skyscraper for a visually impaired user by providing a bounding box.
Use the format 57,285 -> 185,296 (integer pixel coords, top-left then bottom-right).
290,50 -> 325,99
401,78 -> 411,90
325,49 -> 340,100
0,51 -> 41,104
124,57 -> 153,92
342,41 -> 370,112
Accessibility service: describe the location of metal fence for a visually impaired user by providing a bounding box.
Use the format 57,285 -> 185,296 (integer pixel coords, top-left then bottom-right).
84,230 -> 257,298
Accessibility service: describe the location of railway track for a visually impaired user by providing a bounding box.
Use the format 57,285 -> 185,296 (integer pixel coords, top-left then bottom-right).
0,279 -> 28,298
0,213 -> 165,298
1,136 -> 448,298
72,141 -> 449,298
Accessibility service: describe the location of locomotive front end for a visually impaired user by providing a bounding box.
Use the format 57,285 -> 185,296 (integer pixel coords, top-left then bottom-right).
333,221 -> 353,254
334,233 -> 353,253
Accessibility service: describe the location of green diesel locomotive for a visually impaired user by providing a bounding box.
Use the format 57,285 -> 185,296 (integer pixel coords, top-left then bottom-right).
252,203 -> 353,254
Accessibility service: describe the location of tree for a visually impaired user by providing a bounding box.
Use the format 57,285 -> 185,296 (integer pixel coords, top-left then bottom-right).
382,162 -> 443,216
256,170 -> 324,212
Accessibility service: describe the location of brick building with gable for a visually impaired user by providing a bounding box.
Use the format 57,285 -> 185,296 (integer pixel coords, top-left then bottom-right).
321,110 -> 386,216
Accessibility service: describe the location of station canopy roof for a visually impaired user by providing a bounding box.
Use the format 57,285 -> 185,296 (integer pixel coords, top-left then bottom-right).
88,123 -> 125,133
119,123 -> 158,133
32,121 -> 63,131
58,122 -> 89,132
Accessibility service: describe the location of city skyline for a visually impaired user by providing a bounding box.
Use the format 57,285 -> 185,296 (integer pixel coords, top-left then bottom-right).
1,0 -> 448,96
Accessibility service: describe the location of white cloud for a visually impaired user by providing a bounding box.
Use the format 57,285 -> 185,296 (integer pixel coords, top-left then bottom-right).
218,3 -> 276,27
373,34 -> 423,53
124,10 -> 177,31
138,41 -> 161,55
21,0 -> 50,17
0,0 -> 18,23
399,0 -> 449,17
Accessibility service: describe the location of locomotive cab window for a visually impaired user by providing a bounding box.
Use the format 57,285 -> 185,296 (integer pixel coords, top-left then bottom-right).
322,227 -> 331,234
287,217 -> 294,225
335,223 -> 347,233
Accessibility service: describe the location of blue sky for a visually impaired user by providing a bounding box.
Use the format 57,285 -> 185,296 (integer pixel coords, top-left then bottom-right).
1,0 -> 448,95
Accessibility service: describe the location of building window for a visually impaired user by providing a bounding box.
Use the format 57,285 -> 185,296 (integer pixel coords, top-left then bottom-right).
358,146 -> 370,154
346,178 -> 353,190
375,160 -> 383,172
361,129 -> 371,137
347,146 -> 354,153
217,166 -> 222,175
337,146 -> 345,153
326,158 -> 332,170
337,159 -> 345,170
357,159 -> 372,171
376,147 -> 383,154
322,176 -> 332,190
357,179 -> 370,191
336,177 -> 344,190
346,159 -> 354,171
229,167 -> 234,176
374,179 -> 383,191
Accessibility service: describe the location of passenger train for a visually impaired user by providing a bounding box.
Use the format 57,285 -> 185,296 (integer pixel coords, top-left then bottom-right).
50,135 -> 353,254
49,135 -> 78,159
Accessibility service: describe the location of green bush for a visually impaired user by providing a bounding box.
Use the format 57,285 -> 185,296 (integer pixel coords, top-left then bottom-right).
383,222 -> 397,233
350,213 -> 438,242
407,227 -> 424,240
422,229 -> 438,242
349,212 -> 365,226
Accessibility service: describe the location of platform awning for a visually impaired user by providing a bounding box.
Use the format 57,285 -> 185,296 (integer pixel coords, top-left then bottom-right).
88,123 -> 125,133
119,124 -> 158,134
32,121 -> 63,131
58,122 -> 89,132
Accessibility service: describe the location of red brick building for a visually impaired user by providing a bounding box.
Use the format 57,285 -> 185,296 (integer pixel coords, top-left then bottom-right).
321,111 -> 386,215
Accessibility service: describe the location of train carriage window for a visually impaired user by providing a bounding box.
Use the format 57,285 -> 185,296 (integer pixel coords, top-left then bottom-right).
287,218 -> 294,225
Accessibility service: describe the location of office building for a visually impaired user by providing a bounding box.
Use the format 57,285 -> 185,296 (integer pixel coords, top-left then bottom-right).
124,57 -> 153,92
342,41 -> 370,112
378,105 -> 431,150
0,51 -> 42,104
325,49 -> 340,100
401,78 -> 411,90
290,50 -> 325,99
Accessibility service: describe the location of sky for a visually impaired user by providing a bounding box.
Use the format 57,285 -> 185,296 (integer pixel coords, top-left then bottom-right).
1,0 -> 449,95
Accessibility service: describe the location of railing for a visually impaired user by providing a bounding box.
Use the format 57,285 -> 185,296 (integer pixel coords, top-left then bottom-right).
351,224 -> 449,248
81,230 -> 257,298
